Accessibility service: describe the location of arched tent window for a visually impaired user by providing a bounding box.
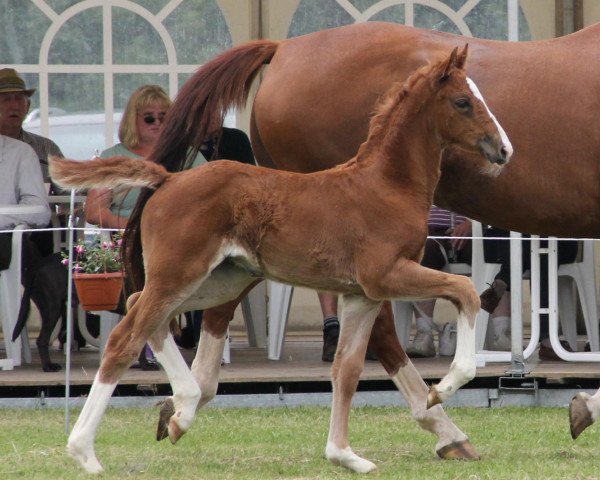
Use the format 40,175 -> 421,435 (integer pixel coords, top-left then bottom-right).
288,0 -> 532,40
0,0 -> 231,159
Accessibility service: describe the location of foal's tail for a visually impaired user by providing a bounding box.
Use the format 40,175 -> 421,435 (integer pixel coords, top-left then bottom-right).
49,156 -> 171,191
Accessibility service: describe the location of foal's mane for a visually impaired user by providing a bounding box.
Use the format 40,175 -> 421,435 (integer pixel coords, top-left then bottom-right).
356,49 -> 464,161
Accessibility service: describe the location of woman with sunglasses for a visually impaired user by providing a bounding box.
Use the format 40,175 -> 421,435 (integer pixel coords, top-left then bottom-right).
86,85 -> 206,229
84,85 -> 207,370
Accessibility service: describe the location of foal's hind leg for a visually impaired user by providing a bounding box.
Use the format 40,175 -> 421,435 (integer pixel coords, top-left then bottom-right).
67,288 -> 197,474
325,294 -> 382,473
156,301 -> 234,441
369,303 -> 479,459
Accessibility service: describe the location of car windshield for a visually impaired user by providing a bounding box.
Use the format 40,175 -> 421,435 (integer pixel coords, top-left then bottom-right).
24,110 -> 236,160
24,112 -> 122,160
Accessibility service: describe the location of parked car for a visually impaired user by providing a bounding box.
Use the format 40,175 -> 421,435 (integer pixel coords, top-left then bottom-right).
24,112 -> 122,160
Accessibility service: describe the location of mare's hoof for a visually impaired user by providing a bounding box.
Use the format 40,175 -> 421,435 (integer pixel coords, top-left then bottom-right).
426,384 -> 442,409
437,439 -> 480,460
570,393 -> 594,439
168,420 -> 185,444
156,398 -> 175,441
42,363 -> 62,373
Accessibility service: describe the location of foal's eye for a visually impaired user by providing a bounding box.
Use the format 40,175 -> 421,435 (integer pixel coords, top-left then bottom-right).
453,98 -> 472,111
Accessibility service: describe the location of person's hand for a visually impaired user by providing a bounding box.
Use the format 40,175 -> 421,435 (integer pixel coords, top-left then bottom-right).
447,220 -> 472,250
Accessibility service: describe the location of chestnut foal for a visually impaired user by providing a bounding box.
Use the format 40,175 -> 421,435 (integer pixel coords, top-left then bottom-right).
50,47 -> 511,474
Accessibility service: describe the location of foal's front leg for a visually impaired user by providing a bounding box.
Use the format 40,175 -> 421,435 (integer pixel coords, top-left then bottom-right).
369,303 -> 479,459
325,294 -> 382,473
364,259 -> 479,406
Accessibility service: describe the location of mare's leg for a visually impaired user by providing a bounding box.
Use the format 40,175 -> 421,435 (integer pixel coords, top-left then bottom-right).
325,294 -> 382,473
369,302 -> 479,459
362,259 -> 478,405
570,388 -> 600,439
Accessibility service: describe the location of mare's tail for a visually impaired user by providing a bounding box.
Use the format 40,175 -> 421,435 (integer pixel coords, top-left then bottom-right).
151,39 -> 279,172
124,40 -> 279,293
49,155 -> 171,191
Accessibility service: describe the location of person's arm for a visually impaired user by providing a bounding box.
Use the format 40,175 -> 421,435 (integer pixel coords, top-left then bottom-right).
0,143 -> 51,229
84,188 -> 128,229
449,220 -> 472,251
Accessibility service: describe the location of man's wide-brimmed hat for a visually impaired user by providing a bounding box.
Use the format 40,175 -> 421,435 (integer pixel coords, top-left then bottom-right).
0,68 -> 36,96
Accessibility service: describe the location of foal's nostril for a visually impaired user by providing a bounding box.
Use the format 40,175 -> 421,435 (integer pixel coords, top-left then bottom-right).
500,146 -> 508,159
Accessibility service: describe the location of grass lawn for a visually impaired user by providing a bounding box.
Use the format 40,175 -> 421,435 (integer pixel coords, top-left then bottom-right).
0,405 -> 598,479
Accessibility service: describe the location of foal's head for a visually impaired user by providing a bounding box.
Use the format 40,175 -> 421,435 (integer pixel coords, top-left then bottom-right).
426,46 -> 512,167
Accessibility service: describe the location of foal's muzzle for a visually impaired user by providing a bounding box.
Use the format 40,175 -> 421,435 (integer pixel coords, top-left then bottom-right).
479,135 -> 512,166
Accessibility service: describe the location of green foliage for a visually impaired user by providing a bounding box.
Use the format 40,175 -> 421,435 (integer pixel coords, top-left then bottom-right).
0,406 -> 598,479
62,232 -> 123,274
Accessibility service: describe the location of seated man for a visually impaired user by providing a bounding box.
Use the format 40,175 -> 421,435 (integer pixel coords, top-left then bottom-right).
0,68 -> 64,258
407,206 -> 471,358
0,133 -> 51,272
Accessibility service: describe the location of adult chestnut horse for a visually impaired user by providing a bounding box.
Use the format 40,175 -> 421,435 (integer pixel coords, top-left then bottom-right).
51,48 -> 511,474
137,22 -> 599,446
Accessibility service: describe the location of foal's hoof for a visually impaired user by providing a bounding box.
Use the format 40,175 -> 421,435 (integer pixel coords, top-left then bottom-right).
437,439 -> 480,460
426,384 -> 443,409
570,393 -> 594,439
156,398 -> 175,441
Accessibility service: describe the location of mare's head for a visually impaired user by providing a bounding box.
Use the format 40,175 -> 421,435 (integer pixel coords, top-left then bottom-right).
426,46 -> 512,169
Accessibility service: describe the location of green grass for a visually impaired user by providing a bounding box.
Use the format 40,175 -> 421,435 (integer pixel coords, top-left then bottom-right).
0,405 -> 598,479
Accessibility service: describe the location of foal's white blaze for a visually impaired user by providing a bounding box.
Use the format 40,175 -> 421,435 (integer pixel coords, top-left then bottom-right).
467,77 -> 514,160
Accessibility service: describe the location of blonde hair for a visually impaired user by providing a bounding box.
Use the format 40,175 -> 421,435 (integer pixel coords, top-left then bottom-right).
119,84 -> 171,149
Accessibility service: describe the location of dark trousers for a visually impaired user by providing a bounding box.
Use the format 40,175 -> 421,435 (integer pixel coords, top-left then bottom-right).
483,227 -> 578,340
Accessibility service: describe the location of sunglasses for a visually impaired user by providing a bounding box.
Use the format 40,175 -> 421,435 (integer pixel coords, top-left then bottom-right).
142,113 -> 166,125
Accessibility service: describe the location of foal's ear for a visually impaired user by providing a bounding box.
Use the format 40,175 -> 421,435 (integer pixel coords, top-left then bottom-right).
455,44 -> 469,69
440,44 -> 469,80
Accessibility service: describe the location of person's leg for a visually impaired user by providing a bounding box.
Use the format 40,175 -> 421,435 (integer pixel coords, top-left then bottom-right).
408,300 -> 436,357
0,233 -> 12,270
319,291 -> 339,362
480,227 -> 510,313
407,239 -> 448,357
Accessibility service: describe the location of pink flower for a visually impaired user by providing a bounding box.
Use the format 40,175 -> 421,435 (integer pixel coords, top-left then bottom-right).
75,244 -> 85,255
74,264 -> 82,272
61,258 -> 69,266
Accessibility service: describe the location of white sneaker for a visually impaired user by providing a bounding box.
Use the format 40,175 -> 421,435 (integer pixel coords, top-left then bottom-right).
487,316 -> 511,351
407,331 -> 435,358
438,323 -> 457,357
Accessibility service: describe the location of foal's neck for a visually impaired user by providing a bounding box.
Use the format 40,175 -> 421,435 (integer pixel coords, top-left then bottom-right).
357,91 -> 443,203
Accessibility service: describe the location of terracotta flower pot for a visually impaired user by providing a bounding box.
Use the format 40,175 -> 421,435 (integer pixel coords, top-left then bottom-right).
74,272 -> 124,311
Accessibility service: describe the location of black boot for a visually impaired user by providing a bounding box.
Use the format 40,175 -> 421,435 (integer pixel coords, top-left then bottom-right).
322,317 -> 339,362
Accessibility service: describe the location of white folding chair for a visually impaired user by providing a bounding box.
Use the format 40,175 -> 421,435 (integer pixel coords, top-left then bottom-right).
557,240 -> 599,352
0,224 -> 33,370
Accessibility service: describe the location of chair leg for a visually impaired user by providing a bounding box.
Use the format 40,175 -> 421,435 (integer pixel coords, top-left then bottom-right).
391,300 -> 413,348
575,271 -> 600,351
241,281 -> 267,348
557,276 -> 578,351
267,282 -> 293,360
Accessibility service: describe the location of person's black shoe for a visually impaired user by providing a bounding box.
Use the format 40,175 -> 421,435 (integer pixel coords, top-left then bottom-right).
322,325 -> 339,362
479,279 -> 507,313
